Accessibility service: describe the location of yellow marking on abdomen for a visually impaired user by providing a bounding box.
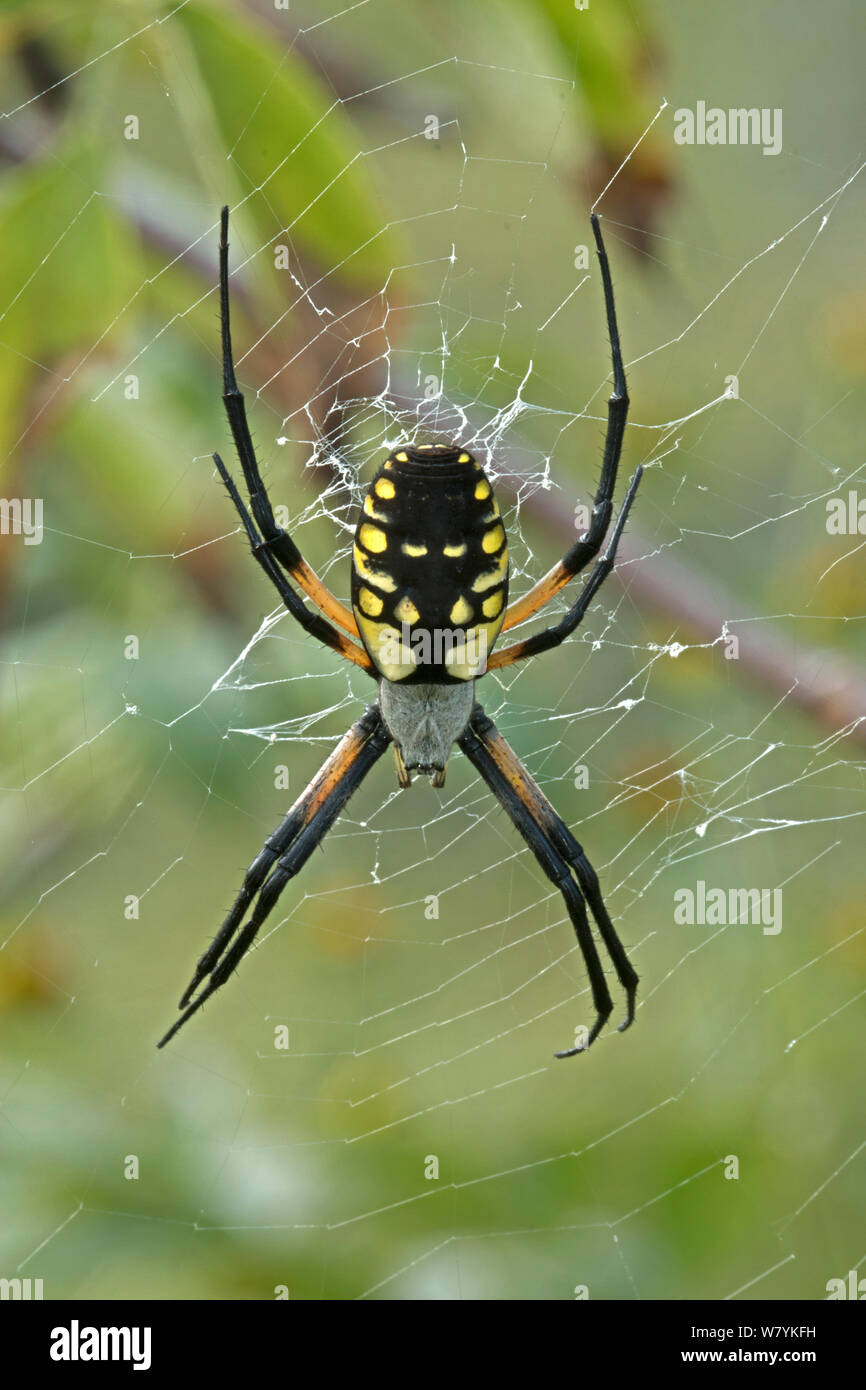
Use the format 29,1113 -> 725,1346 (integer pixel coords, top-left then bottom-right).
395,596 -> 420,623
474,480 -> 490,500
353,546 -> 397,591
443,542 -> 467,557
443,616 -> 502,679
482,591 -> 503,619
472,550 -> 508,592
353,612 -> 418,682
450,596 -> 473,625
374,477 -> 396,499
395,451 -> 408,462
482,523 -> 506,554
359,522 -> 387,553
358,587 -> 383,617
458,452 -> 471,462
363,494 -> 388,522
402,541 -> 428,557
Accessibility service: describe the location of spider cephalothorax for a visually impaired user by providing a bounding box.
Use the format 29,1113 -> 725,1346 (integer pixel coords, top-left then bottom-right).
158,206 -> 642,1058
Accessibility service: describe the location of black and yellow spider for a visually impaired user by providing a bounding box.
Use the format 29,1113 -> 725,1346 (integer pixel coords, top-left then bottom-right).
158,207 -> 642,1055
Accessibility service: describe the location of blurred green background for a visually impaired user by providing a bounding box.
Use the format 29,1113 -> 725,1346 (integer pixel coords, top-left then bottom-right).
0,0 -> 864,1300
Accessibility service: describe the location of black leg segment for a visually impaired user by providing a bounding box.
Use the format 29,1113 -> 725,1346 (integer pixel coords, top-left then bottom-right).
458,703 -> 638,1055
158,701 -> 391,1047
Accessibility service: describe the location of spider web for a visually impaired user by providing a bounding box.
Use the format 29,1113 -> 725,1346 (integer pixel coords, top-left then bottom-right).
2,0 -> 865,1301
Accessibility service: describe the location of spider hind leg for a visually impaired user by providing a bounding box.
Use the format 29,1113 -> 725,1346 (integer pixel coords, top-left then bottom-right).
458,703 -> 638,1055
157,702 -> 391,1048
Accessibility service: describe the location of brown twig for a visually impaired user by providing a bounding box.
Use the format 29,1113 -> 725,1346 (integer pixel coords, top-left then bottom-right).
526,485 -> 866,747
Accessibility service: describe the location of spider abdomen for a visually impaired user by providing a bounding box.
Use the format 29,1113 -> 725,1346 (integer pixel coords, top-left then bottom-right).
351,444 -> 509,683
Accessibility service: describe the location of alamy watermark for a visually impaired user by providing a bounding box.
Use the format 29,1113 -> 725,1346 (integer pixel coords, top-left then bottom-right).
1,1276 -> 43,1299
674,880 -> 782,935
50,1321 -> 151,1370
380,623 -> 489,670
826,1268 -> 866,1299
826,490 -> 866,535
673,102 -> 783,156
0,497 -> 43,544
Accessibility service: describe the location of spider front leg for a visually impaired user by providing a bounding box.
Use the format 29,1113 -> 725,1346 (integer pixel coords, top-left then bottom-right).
157,702 -> 391,1048
498,213 -> 633,647
487,462 -> 641,670
216,205 -> 364,645
459,704 -> 638,1055
212,451 -> 373,672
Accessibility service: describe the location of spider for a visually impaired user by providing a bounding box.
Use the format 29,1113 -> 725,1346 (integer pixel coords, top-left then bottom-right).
157,206 -> 642,1056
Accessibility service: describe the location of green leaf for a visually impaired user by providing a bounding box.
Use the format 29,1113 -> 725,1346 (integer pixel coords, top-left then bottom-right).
0,144 -> 137,466
532,0 -> 666,160
177,1 -> 400,285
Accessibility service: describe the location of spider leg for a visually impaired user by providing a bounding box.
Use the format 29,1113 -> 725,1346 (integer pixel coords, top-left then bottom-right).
218,204 -> 361,641
501,213 -> 630,635
458,703 -> 638,1055
487,463 -> 641,670
157,701 -> 391,1048
212,452 -> 374,672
